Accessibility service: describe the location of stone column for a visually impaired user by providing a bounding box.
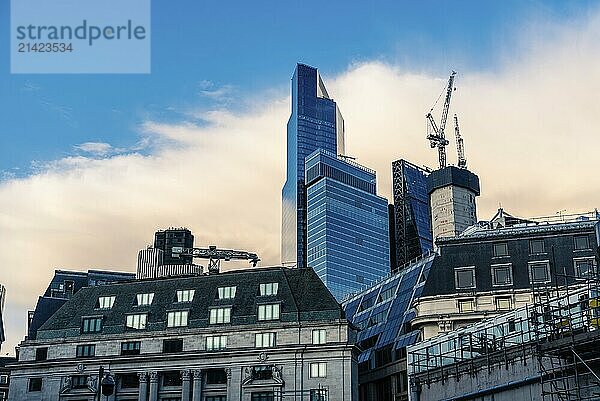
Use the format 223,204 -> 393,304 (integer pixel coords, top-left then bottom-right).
148,371 -> 159,401
138,372 -> 149,401
181,370 -> 191,401
191,370 -> 202,401
226,368 -> 234,401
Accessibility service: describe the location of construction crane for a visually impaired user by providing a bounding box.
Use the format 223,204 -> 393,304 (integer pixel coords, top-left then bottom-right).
453,113 -> 467,168
171,245 -> 260,274
426,71 -> 457,169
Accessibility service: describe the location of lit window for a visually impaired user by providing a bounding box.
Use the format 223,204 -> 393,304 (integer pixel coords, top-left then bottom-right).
209,307 -> 231,324
76,344 -> 95,358
574,258 -> 597,278
81,317 -> 103,333
167,311 -> 189,327
255,332 -> 276,348
259,283 -> 279,296
176,289 -> 195,303
529,261 -> 550,283
529,239 -> 545,254
493,243 -> 508,257
217,286 -> 237,299
136,293 -> 154,306
206,335 -> 227,351
96,296 -> 116,309
496,297 -> 512,311
491,264 -> 513,286
455,267 -> 476,290
126,314 -> 147,330
312,329 -> 327,345
257,304 -> 280,321
458,299 -> 475,313
574,235 -> 590,250
309,362 -> 327,378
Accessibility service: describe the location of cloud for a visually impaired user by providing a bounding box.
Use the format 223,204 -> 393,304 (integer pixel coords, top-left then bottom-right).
74,142 -> 115,156
198,80 -> 236,103
2,8 -> 600,353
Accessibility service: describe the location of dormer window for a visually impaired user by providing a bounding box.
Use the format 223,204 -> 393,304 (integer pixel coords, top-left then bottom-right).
259,283 -> 279,296
217,286 -> 237,300
126,313 -> 147,330
136,293 -> 154,306
258,303 -> 280,321
96,296 -> 116,309
176,289 -> 195,303
209,307 -> 231,324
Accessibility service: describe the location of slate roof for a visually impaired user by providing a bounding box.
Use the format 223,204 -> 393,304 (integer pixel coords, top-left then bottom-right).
36,267 -> 342,340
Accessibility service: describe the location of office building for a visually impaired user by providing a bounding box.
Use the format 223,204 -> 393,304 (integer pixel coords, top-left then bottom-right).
391,160 -> 433,269
136,247 -> 202,279
0,285 -> 5,351
0,357 -> 15,401
282,63 -> 345,268
154,228 -> 195,265
306,149 -> 389,301
9,267 -> 358,401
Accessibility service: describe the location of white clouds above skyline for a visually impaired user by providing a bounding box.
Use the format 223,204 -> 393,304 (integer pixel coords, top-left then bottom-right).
2,9 -> 600,353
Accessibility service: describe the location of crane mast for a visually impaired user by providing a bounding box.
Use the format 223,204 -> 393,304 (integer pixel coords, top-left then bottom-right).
426,71 -> 457,169
453,114 -> 467,168
171,245 -> 260,274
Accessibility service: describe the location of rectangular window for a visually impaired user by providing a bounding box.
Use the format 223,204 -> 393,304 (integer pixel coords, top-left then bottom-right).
28,378 -> 42,392
259,283 -> 279,296
209,307 -> 231,324
206,335 -> 227,351
496,297 -> 512,311
312,329 -> 327,345
257,304 -> 280,321
493,242 -> 509,257
120,373 -> 139,389
205,369 -> 228,385
35,347 -> 48,361
574,235 -> 590,250
255,332 -> 276,348
310,389 -> 328,401
126,314 -> 147,330
0,375 -> 8,385
76,344 -> 95,358
529,239 -> 545,254
162,371 -> 182,387
252,392 -> 274,401
167,311 -> 189,327
574,258 -> 597,278
176,289 -> 195,303
217,286 -> 237,299
458,299 -> 475,313
163,339 -> 183,353
136,293 -> 154,306
206,397 -> 227,401
71,375 -> 88,389
454,267 -> 476,290
491,264 -> 513,286
378,286 -> 396,302
529,261 -> 551,283
96,296 -> 116,309
310,362 -> 327,378
81,317 -> 103,333
121,341 -> 141,356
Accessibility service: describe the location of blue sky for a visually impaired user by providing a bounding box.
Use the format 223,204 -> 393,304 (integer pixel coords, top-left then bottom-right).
0,0 -> 596,176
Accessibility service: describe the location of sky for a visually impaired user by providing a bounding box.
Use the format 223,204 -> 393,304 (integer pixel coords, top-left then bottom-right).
1,1 -> 600,354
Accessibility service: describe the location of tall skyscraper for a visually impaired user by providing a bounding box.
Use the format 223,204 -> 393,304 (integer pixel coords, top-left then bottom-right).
306,149 -> 389,301
282,64 -> 345,268
392,159 -> 433,268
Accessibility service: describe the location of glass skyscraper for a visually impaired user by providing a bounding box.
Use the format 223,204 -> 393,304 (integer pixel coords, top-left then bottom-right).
306,149 -> 390,301
281,64 -> 345,268
391,159 -> 433,269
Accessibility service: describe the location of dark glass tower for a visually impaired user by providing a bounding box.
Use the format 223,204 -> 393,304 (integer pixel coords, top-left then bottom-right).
392,159 -> 433,269
281,64 -> 345,268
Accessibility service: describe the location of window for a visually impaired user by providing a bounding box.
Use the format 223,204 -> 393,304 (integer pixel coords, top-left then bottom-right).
96,296 -> 116,309
252,392 -> 274,401
167,311 -> 189,327
121,341 -> 141,356
126,314 -> 147,330
310,389 -> 328,401
35,347 -> 48,361
176,289 -> 195,303
205,369 -> 227,385
574,235 -> 590,250
529,239 -> 545,254
312,329 -> 327,345
255,332 -> 276,348
454,267 -> 476,290
81,317 -> 102,333
120,373 -> 139,389
496,297 -> 512,311
162,371 -> 182,387
217,286 -> 237,299
252,366 -> 273,380
492,242 -> 508,257
529,261 -> 551,283
574,258 -> 597,278
491,264 -> 513,286
136,293 -> 154,306
71,375 -> 88,389
257,304 -> 280,321
378,286 -> 396,302
210,307 -> 231,324
206,335 -> 227,351
76,344 -> 95,358
458,299 -> 475,313
259,283 -> 279,296
28,378 -> 42,392
163,339 -> 183,353
0,375 -> 8,384
310,362 -> 327,378
206,397 -> 227,401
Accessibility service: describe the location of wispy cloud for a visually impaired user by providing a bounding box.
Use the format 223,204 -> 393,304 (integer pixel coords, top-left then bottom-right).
198,80 -> 236,103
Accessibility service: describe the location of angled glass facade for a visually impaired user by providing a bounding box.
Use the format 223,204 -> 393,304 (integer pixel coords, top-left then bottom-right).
281,64 -> 345,268
306,149 -> 389,301
392,159 -> 433,269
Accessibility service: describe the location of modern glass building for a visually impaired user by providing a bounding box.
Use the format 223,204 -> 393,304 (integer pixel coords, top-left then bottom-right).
391,159 -> 433,269
306,149 -> 389,301
281,64 -> 345,268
